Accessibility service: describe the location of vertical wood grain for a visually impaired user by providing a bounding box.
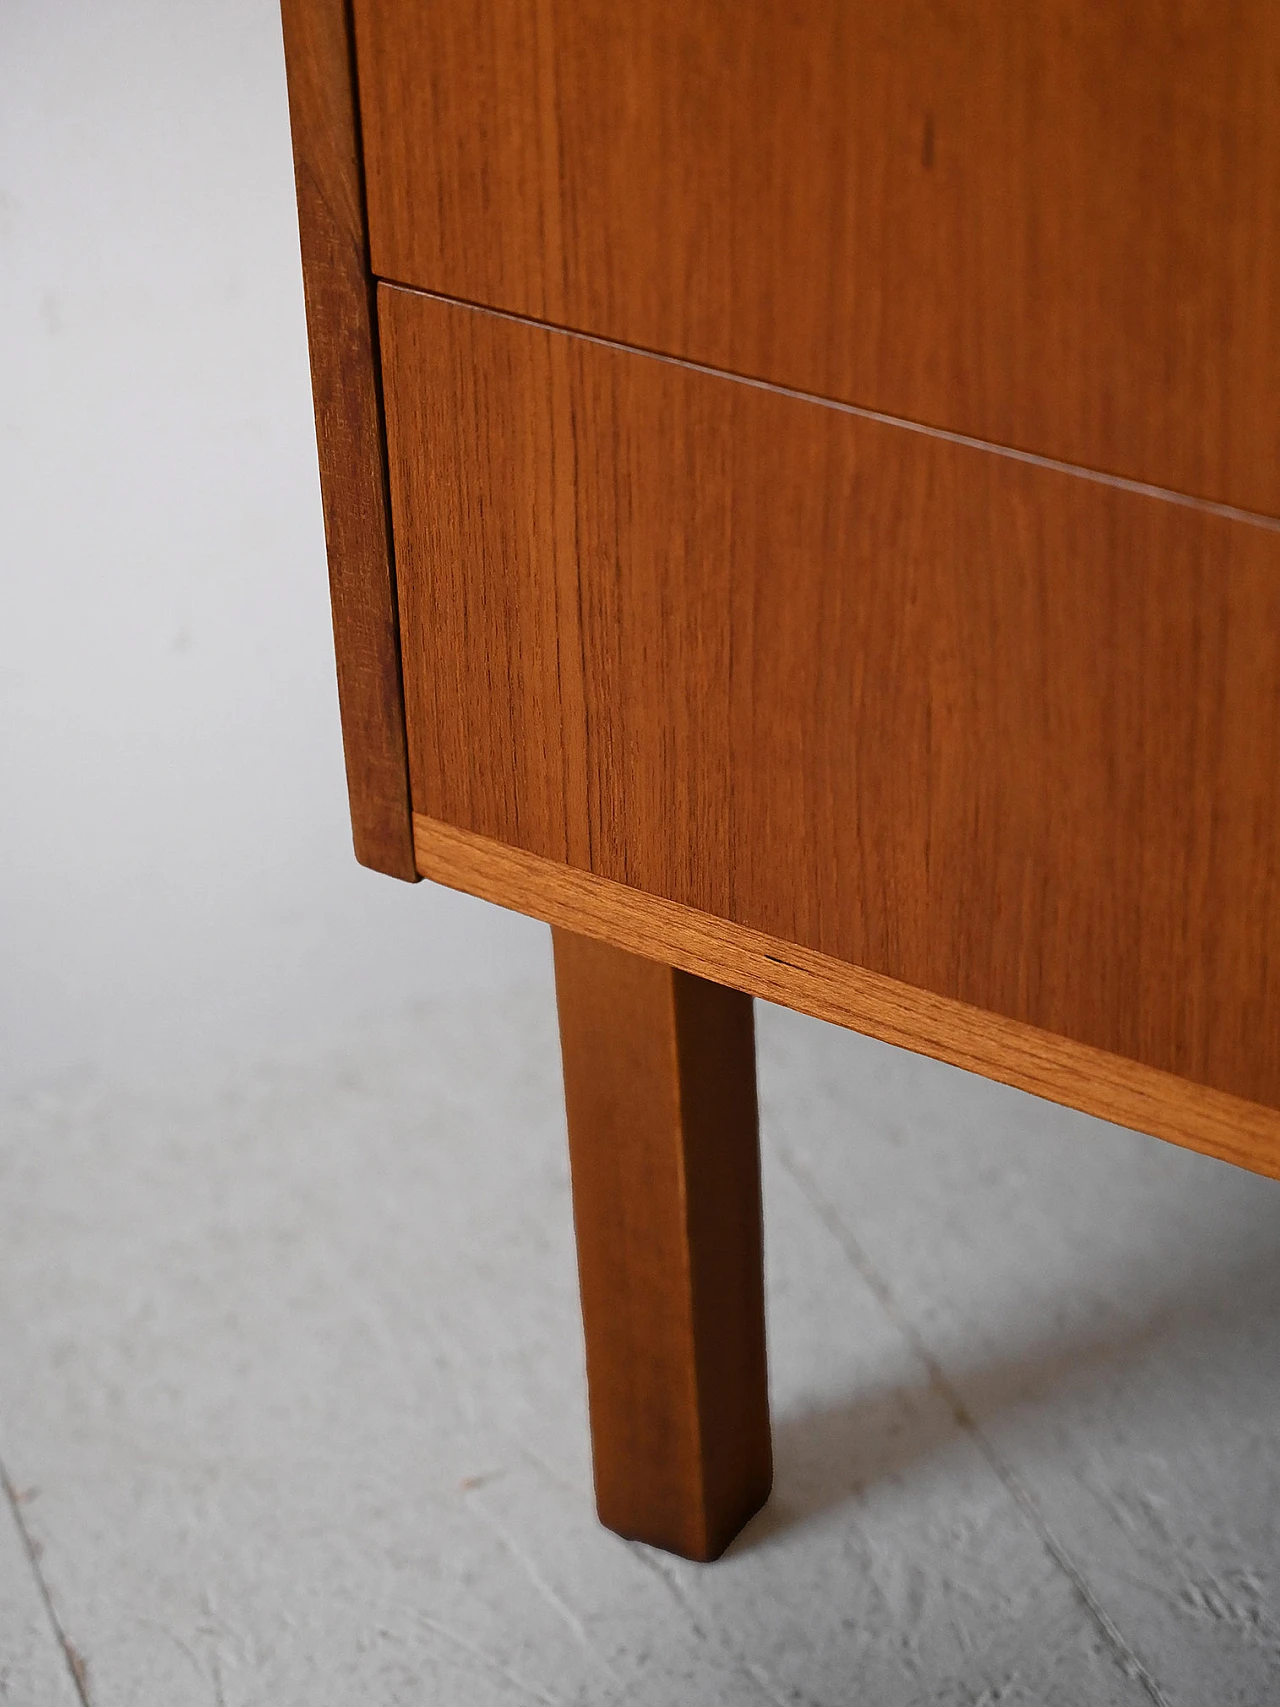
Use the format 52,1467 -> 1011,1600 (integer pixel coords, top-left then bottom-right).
552,930 -> 771,1561
380,287 -> 1280,1114
279,0 -> 416,879
353,0 -> 1280,517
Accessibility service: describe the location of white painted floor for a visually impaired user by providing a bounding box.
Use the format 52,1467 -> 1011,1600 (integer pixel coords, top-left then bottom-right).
4,3 -> 1280,1701
4,982 -> 1280,1706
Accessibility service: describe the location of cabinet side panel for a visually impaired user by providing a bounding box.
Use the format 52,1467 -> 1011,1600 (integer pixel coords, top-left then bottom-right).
280,0 -> 416,879
381,288 -> 1280,1110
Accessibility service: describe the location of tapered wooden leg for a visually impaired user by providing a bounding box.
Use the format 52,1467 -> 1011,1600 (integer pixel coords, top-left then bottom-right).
552,929 -> 772,1561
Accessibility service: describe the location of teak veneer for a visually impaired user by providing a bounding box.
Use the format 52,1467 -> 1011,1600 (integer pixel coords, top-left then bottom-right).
382,287 -> 1280,1117
279,0 -> 416,879
352,0 -> 1280,516
414,815 -> 1280,1185
282,0 -> 1280,1561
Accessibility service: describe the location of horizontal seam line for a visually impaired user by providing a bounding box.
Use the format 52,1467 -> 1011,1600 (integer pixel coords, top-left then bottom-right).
375,278 -> 1280,534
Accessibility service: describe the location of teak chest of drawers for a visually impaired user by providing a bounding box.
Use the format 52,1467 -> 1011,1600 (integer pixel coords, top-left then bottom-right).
281,0 -> 1280,1559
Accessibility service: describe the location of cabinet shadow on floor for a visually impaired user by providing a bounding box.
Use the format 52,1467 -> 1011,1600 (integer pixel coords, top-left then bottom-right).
734,1235 -> 1280,1553
723,1011 -> 1280,1557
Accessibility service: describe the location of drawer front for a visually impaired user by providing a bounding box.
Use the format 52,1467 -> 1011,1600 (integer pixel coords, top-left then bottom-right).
380,286 -> 1280,1112
355,0 -> 1280,515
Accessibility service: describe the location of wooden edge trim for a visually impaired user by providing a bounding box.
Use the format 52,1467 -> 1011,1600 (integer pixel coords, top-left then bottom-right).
279,0 -> 417,880
413,813 -> 1280,1181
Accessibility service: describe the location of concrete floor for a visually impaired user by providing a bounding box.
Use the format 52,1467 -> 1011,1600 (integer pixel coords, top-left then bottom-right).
4,981 -> 1280,1706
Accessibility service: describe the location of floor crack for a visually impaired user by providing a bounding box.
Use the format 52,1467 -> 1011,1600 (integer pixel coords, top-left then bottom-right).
1,1451 -> 91,1705
775,1139 -> 1172,1707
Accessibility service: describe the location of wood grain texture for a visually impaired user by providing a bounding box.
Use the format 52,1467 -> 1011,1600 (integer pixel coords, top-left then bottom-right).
381,288 -> 1280,1116
279,0 -> 416,879
418,815 -> 1280,1183
552,930 -> 770,1560
353,0 -> 1280,516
